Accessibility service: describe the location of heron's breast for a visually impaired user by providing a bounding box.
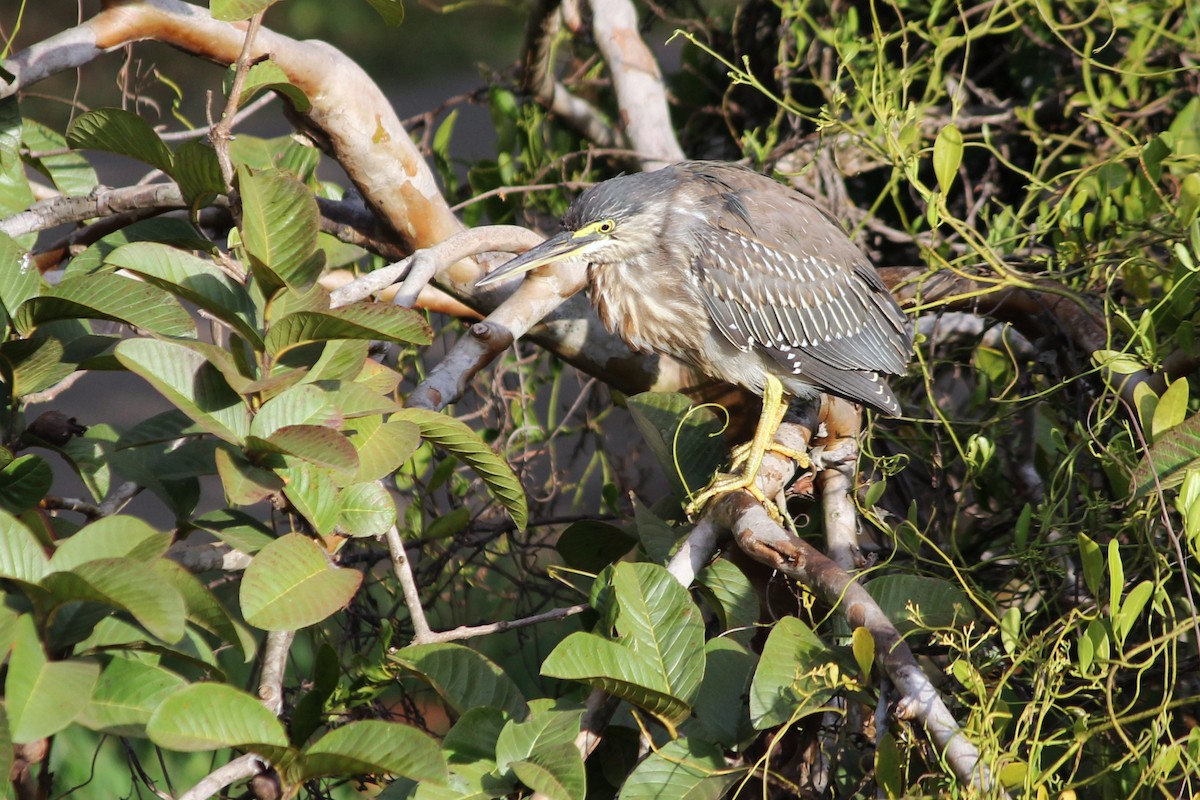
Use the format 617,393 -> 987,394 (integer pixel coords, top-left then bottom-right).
588,261 -> 709,357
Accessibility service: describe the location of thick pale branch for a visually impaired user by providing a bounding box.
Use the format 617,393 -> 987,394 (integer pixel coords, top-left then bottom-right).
176,754 -> 262,800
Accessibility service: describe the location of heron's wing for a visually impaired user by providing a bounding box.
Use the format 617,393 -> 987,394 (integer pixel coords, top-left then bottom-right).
688,173 -> 912,380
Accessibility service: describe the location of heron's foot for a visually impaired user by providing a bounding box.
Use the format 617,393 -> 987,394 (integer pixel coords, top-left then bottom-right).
727,439 -> 813,473
685,470 -> 784,522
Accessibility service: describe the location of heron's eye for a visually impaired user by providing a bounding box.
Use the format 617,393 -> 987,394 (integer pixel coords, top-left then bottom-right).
596,219 -> 616,234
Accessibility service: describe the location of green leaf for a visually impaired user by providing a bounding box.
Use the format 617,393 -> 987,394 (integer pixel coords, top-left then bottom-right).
215,446 -> 286,505
5,615 -> 100,743
556,520 -> 635,572
0,231 -> 41,318
279,459 -> 342,534
695,557 -> 759,645
17,272 -> 195,338
1152,377 -> 1189,441
862,575 -> 973,636
0,454 -> 53,514
347,418 -> 421,482
50,515 -> 169,572
299,721 -> 448,783
105,242 -> 261,345
115,338 -> 251,443
76,657 -> 186,736
67,217 -> 213,277
1078,533 -> 1104,599
511,744 -> 586,800
234,60 -> 312,112
394,408 -> 527,530
691,638 -> 757,747
172,140 -> 225,205
364,0 -> 404,25
41,558 -> 187,643
0,508 -> 51,584
391,642 -> 528,720
1131,413 -> 1200,497
0,704 -> 11,796
749,616 -> 836,729
146,682 -> 291,761
933,124 -> 964,192
496,700 -> 583,773
240,533 -> 363,630
617,738 -> 739,800
22,118 -> 99,196
251,383 -> 343,438
0,99 -> 35,231
337,482 -> 395,538
626,392 -> 726,504
265,302 -> 433,356
247,425 -> 358,480
851,627 -> 875,681
66,108 -> 174,174
191,508 -> 275,554
238,166 -> 322,291
443,706 -> 508,762
210,0 -> 280,21
541,563 -> 705,727
155,559 -> 257,661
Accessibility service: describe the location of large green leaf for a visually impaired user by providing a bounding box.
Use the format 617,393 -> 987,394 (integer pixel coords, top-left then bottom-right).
695,557 -> 759,646
146,682 -> 291,762
76,657 -> 186,736
0,98 -> 35,228
234,60 -> 312,112
748,616 -> 836,730
391,643 -> 528,720
691,638 -> 757,747
239,533 -> 363,630
67,217 -> 213,276
394,408 -> 527,530
115,338 -> 251,443
66,108 -> 174,174
238,166 -> 322,291
246,425 -> 358,480
863,575 -> 974,636
41,557 -> 187,643
278,459 -> 342,534
106,242 -> 261,345
0,231 -> 40,317
251,383 -> 343,439
22,117 -> 99,196
0,454 -> 53,514
298,720 -> 448,783
541,563 -> 705,727
511,744 -> 586,800
0,334 -> 113,397
1131,413 -> 1200,497
215,445 -> 286,505
347,417 -> 421,482
155,560 -> 257,662
0,508 -> 51,584
617,738 -> 740,800
626,392 -> 727,503
172,139 -> 225,205
336,482 -> 395,538
495,699 -> 583,773
50,515 -> 169,572
17,272 -> 195,338
5,615 -> 100,743
265,302 -> 433,355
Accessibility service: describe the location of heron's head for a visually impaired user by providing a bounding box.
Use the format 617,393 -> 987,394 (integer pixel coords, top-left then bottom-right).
475,171 -> 675,287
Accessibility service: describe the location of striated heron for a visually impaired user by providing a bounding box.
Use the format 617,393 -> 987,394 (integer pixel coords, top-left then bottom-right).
477,161 -> 913,513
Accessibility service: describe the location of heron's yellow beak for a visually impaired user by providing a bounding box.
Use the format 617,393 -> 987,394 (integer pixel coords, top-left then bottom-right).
475,229 -> 603,287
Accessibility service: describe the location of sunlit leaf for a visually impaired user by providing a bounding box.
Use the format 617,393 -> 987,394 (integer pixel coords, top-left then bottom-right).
240,533 -> 362,630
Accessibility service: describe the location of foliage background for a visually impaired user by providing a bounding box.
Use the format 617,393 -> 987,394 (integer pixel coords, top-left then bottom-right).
0,0 -> 1198,799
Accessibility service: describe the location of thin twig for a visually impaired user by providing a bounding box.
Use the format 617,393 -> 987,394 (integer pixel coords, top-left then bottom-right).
385,525 -> 434,642
415,603 -> 589,644
209,11 -> 265,189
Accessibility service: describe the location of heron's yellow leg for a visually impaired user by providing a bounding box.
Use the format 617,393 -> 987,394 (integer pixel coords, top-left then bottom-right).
685,375 -> 811,518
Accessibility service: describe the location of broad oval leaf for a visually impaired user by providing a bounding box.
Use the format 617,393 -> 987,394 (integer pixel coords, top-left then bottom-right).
115,338 -> 251,443
106,242 -> 261,345
238,166 -> 321,291
748,616 -> 836,730
0,509 -> 50,584
66,108 -> 174,174
247,425 -> 358,480
347,418 -> 420,482
626,392 -> 726,503
146,682 -> 290,759
1131,413 -> 1200,497
299,720 -> 448,783
5,615 -> 99,743
240,533 -> 362,630
933,124 -> 964,192
0,454 -> 53,514
863,574 -> 974,635
250,383 -> 343,439
0,231 -> 40,317
22,118 -> 99,196
393,408 -> 527,530
617,737 -> 739,800
76,657 -> 186,736
41,557 -> 187,643
391,642 -> 528,721
265,302 -> 433,356
279,460 -> 342,535
336,482 -> 395,538
511,744 -> 586,800
50,515 -> 169,572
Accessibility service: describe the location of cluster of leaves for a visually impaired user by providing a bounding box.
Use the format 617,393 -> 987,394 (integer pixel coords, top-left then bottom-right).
2,0 -> 1200,799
